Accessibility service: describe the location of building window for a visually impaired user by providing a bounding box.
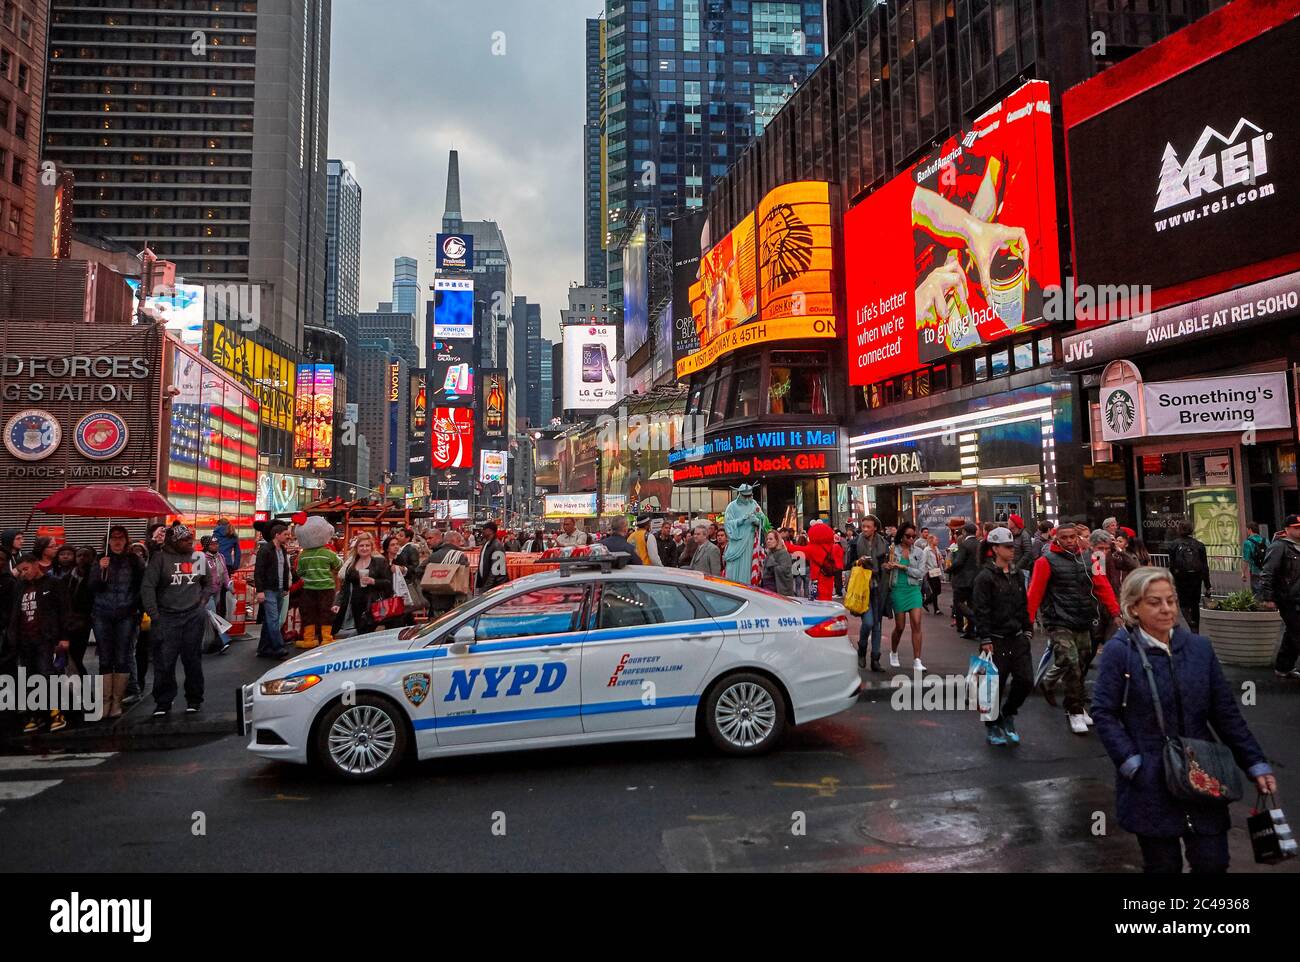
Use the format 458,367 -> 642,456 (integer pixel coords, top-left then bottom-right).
7,204 -> 20,235
13,109 -> 26,140
9,157 -> 21,186
731,363 -> 761,419
16,61 -> 26,92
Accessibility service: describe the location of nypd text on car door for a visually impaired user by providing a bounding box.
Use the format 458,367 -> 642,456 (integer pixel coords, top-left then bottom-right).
429,584 -> 588,746
580,579 -> 727,731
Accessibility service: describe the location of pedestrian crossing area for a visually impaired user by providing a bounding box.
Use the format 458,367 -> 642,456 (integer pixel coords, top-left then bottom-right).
0,752 -> 116,812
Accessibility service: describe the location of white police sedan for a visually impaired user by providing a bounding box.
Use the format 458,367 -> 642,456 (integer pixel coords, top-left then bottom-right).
239,556 -> 861,781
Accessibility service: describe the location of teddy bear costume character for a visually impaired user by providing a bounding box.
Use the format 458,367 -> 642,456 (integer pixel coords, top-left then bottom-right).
293,516 -> 341,648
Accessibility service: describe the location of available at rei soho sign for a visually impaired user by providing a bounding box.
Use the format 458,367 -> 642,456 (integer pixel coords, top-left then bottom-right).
1100,371 -> 1290,441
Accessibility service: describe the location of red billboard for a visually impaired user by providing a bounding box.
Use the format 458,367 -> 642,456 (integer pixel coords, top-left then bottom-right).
844,80 -> 1061,385
429,406 -> 474,470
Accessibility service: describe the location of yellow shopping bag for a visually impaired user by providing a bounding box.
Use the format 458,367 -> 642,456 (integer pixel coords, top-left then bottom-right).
844,565 -> 872,615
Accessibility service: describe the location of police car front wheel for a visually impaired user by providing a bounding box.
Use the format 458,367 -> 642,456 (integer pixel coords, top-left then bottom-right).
703,673 -> 786,756
314,694 -> 410,780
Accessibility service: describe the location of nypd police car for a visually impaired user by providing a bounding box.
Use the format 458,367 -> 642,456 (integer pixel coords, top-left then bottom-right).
238,556 -> 861,781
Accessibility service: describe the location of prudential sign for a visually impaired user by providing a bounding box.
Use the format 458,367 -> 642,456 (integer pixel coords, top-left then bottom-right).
1101,371 -> 1290,442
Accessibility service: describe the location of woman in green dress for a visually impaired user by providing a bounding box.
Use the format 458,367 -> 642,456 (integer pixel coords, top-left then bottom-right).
887,523 -> 932,672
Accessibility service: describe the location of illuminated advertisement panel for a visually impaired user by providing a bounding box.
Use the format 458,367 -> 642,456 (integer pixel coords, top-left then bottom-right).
165,345 -> 258,551
480,369 -> 506,439
210,322 -> 296,431
435,232 -> 474,271
429,406 -> 474,470
758,181 -> 835,332
844,80 -> 1061,384
128,279 -> 205,346
433,277 -> 475,340
292,364 -> 334,470
623,219 -> 649,355
480,448 -> 507,483
562,324 -> 619,410
681,213 -> 756,376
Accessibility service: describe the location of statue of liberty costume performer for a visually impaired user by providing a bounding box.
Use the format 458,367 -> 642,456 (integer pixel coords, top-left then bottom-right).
723,484 -> 768,585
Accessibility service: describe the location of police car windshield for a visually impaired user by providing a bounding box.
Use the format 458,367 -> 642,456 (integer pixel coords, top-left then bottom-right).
413,581 -> 516,643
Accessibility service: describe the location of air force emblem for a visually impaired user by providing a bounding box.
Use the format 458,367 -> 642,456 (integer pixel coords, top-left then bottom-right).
402,672 -> 431,707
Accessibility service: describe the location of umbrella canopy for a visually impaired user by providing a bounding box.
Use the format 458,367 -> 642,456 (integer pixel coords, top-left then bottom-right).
33,486 -> 179,519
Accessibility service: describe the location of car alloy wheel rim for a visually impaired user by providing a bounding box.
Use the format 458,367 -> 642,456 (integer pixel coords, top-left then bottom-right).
715,682 -> 777,748
328,705 -> 398,774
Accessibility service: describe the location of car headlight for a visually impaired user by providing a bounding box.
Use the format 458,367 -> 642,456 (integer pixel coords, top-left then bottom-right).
260,674 -> 322,696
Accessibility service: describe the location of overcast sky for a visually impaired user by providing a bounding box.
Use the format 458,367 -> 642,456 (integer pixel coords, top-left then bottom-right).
328,0 -> 598,344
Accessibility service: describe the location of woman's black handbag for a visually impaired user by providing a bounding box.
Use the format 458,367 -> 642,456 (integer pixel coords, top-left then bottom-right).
1133,641 -> 1243,805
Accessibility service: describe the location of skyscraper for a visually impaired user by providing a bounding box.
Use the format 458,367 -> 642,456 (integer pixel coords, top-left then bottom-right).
325,160 -> 362,329
0,0 -> 49,258
392,256 -> 419,317
601,0 -> 824,335
583,18 -> 606,288
43,0 -> 332,348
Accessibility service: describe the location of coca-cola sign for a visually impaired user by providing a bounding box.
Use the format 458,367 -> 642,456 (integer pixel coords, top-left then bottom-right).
429,406 -> 474,470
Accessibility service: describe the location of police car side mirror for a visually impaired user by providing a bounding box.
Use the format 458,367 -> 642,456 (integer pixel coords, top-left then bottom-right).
449,624 -> 475,655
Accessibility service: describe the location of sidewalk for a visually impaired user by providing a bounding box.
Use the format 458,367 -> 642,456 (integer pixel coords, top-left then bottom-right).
4,626 -> 274,752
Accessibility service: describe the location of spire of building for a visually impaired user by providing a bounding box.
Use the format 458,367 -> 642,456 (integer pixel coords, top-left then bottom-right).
443,149 -> 462,232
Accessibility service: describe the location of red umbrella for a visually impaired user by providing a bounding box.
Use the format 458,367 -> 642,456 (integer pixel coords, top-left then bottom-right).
32,485 -> 179,519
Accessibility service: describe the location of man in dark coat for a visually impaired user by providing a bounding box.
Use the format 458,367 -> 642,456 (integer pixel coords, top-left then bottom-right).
972,528 -> 1033,746
1167,520 -> 1212,632
12,555 -> 70,732
597,516 -> 643,564
948,522 -> 981,638
477,521 -> 511,593
1260,513 -> 1300,680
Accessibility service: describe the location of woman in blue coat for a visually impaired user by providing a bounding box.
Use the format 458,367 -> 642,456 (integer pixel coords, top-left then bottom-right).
1091,566 -> 1278,872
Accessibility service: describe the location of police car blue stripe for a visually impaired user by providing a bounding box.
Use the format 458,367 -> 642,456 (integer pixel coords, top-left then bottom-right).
411,695 -> 700,731
284,649 -> 444,679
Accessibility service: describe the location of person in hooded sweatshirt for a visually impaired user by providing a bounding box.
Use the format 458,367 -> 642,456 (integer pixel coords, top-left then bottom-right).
91,525 -> 145,719
140,524 -> 210,717
212,518 -> 241,621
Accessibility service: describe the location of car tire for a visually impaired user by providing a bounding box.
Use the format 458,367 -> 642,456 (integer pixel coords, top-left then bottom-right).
313,693 -> 410,781
702,672 -> 787,756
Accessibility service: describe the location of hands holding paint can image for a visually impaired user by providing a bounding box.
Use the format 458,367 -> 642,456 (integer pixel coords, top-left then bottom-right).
911,185 -> 1031,335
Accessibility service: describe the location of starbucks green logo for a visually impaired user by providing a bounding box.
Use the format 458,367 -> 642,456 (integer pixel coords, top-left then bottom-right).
1106,388 -> 1136,434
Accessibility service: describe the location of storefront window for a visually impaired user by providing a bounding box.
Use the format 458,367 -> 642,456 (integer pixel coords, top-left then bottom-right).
1013,341 -> 1034,371
1138,453 -> 1183,489
973,355 -> 988,381
768,352 -> 830,415
1188,450 -> 1234,487
709,366 -> 732,423
731,365 -> 761,418
990,348 -> 1010,378
1037,335 -> 1054,366
915,369 -> 930,397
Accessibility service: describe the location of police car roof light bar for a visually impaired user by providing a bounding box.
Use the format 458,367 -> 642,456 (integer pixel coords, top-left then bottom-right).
555,553 -> 632,576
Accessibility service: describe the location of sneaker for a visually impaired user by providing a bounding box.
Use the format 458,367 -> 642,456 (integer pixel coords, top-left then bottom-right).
913,658 -> 926,672
986,725 -> 1008,746
1068,714 -> 1089,735
186,704 -> 201,714
870,656 -> 883,673
152,706 -> 170,718
1082,710 -> 1095,726
1275,668 -> 1300,680
49,713 -> 68,733
857,654 -> 867,669
1002,717 -> 1020,745
217,643 -> 232,656
888,651 -> 900,669
22,717 -> 43,734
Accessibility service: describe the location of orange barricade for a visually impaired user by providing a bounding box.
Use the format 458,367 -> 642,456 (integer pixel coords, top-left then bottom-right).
228,571 -> 250,637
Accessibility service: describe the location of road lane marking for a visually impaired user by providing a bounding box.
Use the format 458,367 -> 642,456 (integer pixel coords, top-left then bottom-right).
0,752 -> 116,771
0,780 -> 62,800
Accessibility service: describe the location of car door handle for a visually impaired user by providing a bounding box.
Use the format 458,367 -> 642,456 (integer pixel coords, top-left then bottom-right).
539,644 -> 574,652
683,634 -> 716,641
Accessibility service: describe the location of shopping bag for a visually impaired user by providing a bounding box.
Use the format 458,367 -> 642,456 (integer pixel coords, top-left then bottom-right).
370,595 -> 405,624
392,572 -> 414,605
1248,794 -> 1297,864
844,566 -> 872,615
281,602 -> 303,643
966,652 -> 1000,722
421,555 -> 470,595
209,609 -> 233,636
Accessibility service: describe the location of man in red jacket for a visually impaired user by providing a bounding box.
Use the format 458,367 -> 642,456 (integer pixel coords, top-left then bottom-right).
1027,524 -> 1120,735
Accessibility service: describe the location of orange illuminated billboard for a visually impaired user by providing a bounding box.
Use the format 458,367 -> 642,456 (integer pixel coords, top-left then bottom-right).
678,181 -> 835,377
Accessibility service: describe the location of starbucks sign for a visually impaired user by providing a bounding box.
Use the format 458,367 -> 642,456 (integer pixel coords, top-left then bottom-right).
1101,371 -> 1291,441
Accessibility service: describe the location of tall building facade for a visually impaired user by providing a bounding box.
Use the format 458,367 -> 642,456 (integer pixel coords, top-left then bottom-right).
43,0 -> 332,347
0,0 -> 49,257
511,297 -> 543,428
356,339 -> 408,493
325,159 -> 361,328
356,308 -> 418,371
583,17 -> 605,288
601,0 -> 825,333
392,255 -> 419,316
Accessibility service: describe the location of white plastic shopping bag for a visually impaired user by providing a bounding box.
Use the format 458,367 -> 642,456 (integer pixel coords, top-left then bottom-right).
966,652 -> 1001,722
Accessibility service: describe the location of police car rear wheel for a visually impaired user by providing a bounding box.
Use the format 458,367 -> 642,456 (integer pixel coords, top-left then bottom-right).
704,673 -> 785,756
315,695 -> 409,780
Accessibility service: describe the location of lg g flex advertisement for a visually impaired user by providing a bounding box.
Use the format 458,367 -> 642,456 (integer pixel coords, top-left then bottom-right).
845,80 -> 1061,385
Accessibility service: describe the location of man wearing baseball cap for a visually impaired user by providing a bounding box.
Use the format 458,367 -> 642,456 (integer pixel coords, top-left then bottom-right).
972,527 -> 1033,746
1260,514 -> 1300,680
140,524 -> 210,717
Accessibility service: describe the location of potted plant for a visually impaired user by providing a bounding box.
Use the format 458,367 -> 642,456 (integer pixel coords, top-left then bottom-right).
1200,589 -> 1283,667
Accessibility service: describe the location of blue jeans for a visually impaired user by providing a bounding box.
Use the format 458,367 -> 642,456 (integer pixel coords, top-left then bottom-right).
92,611 -> 137,673
152,607 -> 206,709
257,591 -> 286,654
858,586 -> 886,657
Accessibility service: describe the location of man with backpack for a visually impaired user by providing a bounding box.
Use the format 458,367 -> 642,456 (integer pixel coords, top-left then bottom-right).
1260,514 -> 1300,681
1168,520 -> 1211,632
1242,522 -> 1268,596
